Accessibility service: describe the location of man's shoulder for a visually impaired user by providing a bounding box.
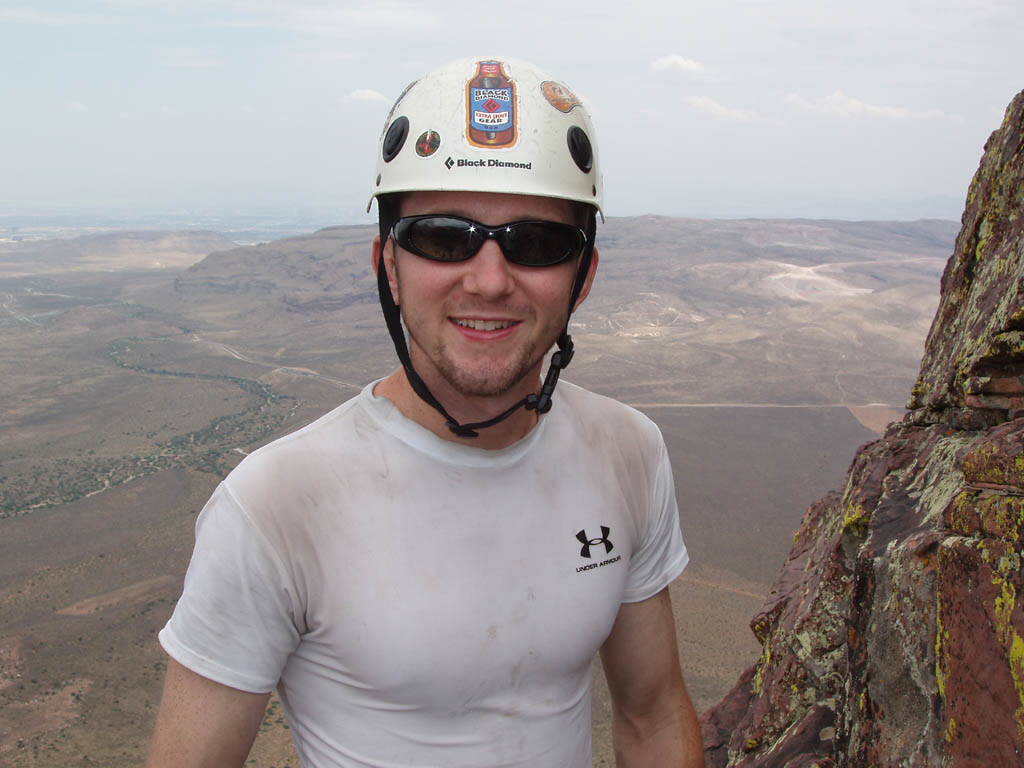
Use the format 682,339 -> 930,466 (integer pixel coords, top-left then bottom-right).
558,381 -> 659,426
223,386 -> 379,498
250,391 -> 366,456
556,381 -> 664,447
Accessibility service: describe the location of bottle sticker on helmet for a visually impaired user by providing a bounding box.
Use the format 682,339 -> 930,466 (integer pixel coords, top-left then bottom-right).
541,81 -> 582,113
466,60 -> 517,148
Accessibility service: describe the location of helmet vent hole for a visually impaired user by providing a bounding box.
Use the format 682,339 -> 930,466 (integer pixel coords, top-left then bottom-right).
567,126 -> 593,173
382,116 -> 410,163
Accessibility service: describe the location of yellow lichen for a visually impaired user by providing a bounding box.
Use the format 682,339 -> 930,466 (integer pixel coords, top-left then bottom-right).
948,491 -> 974,535
992,575 -> 1024,737
936,589 -> 949,699
1009,634 -> 1024,739
945,716 -> 957,743
968,493 -> 1024,542
754,646 -> 771,694
843,503 -> 870,536
978,540 -> 993,563
964,443 -> 1008,486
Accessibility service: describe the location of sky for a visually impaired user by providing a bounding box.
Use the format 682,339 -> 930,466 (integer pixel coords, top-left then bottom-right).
1,0 -> 1023,224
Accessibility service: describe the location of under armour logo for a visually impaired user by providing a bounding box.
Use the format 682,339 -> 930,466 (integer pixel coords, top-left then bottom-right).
577,526 -> 613,559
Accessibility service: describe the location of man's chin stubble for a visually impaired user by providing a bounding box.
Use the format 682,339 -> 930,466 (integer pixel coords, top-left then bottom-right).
432,344 -> 542,399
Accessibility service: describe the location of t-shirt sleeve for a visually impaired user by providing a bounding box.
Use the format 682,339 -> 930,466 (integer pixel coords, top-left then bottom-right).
158,482 -> 301,693
621,433 -> 689,603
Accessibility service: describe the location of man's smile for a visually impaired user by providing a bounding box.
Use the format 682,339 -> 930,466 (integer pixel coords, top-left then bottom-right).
452,318 -> 519,332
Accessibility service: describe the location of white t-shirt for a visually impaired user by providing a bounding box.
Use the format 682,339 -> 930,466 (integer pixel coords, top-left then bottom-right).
159,380 -> 688,768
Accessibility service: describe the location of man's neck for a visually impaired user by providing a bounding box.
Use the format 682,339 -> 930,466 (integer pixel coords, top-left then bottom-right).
373,368 -> 542,450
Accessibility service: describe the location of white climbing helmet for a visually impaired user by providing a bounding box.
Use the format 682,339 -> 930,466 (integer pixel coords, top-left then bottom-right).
368,56 -> 603,217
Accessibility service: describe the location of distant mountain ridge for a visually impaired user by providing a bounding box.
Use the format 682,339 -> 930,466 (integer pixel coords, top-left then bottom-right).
138,215 -> 957,408
0,230 -> 234,276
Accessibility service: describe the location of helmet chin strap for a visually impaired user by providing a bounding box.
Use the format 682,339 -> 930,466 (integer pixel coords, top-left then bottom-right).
376,199 -> 596,438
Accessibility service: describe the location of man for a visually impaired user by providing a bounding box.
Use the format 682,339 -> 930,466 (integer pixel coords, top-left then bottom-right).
148,57 -> 703,767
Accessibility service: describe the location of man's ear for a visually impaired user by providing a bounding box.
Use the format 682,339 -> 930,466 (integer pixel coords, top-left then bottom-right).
572,246 -> 599,311
372,235 -> 400,305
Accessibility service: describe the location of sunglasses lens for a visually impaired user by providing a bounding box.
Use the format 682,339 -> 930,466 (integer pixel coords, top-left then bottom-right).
502,222 -> 582,266
402,217 -> 480,261
395,217 -> 585,266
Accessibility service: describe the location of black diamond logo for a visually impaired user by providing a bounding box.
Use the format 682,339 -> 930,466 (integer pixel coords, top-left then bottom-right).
444,156 -> 455,170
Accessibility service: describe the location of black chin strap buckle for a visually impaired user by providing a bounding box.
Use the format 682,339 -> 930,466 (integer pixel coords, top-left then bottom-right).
446,420 -> 480,438
525,337 -> 574,415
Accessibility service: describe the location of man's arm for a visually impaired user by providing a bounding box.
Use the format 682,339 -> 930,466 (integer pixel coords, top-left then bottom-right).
147,657 -> 271,768
599,586 -> 704,768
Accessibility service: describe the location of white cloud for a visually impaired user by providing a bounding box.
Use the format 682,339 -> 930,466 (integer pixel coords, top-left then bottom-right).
650,54 -> 705,75
689,95 -> 753,122
67,101 -> 88,113
347,89 -> 388,103
785,90 -> 961,121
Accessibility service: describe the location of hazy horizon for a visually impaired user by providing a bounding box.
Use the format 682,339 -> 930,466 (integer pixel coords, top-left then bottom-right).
0,204 -> 964,248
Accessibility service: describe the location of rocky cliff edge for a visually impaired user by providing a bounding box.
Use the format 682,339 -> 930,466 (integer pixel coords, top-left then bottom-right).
700,89 -> 1024,766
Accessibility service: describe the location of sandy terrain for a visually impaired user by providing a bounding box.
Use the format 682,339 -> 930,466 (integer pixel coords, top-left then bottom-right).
57,576 -> 178,617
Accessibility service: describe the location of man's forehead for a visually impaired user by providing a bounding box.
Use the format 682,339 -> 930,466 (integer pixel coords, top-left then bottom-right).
399,190 -> 576,224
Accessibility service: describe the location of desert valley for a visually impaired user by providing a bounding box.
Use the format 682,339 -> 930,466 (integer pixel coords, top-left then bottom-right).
0,215 -> 956,765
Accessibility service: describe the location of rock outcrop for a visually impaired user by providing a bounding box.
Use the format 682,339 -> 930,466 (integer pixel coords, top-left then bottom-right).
701,90 -> 1024,766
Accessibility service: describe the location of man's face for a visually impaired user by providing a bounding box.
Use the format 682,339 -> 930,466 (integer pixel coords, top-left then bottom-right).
381,190 -> 592,401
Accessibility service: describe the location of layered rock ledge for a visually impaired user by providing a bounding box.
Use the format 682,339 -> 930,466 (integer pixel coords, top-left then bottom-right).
701,90 -> 1024,766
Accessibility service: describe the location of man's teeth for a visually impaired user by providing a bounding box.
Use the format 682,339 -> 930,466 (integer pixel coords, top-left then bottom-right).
456,319 -> 513,331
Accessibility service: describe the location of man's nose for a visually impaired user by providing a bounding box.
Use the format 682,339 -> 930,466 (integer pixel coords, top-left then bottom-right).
462,239 -> 515,297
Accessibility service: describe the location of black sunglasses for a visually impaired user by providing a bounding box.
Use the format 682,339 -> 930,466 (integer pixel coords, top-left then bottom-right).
391,215 -> 586,267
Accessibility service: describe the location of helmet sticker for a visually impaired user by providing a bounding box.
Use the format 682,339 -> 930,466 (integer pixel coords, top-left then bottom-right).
415,130 -> 441,157
541,80 -> 582,113
380,79 -> 418,139
466,60 -> 517,148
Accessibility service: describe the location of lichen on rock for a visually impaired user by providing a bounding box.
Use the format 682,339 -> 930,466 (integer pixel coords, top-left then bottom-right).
702,89 -> 1024,767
